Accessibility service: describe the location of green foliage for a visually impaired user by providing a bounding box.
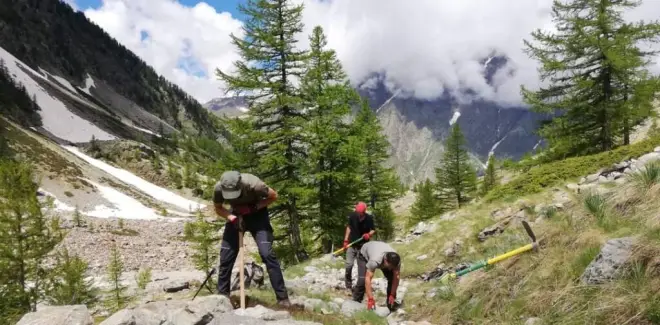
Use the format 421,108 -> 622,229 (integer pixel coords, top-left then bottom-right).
183,211 -> 221,286
44,247 -> 97,306
216,0 -> 311,262
0,159 -> 63,321
410,179 -> 438,224
352,100 -> 403,210
632,162 -> 660,189
486,135 -> 660,201
0,59 -> 42,127
105,244 -> 129,312
73,206 -> 84,227
0,1 -> 217,135
0,129 -> 11,160
167,159 -> 182,189
372,205 -> 396,242
521,0 -> 660,156
301,26 -> 363,252
480,155 -> 498,196
435,123 -> 477,209
135,267 -> 152,291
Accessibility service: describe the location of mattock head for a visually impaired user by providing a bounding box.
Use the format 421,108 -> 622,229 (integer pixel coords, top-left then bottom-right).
521,220 -> 539,251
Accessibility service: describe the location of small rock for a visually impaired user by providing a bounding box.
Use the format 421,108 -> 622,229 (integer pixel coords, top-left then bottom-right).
655,146 -> 660,153
375,306 -> 391,317
416,254 -> 428,261
525,317 -> 542,325
162,279 -> 190,293
412,222 -> 428,235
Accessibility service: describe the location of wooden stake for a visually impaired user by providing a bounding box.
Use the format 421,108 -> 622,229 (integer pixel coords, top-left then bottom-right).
238,229 -> 245,310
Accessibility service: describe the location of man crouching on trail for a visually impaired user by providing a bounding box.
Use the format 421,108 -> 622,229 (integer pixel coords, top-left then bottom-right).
213,170 -> 291,307
353,240 -> 401,311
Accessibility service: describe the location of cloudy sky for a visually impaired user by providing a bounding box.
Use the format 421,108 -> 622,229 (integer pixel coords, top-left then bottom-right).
63,0 -> 660,106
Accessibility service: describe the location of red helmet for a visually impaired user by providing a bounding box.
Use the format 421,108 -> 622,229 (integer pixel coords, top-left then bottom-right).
355,202 -> 367,214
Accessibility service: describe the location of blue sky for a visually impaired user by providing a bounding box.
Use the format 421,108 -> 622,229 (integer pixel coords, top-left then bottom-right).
74,0 -> 247,21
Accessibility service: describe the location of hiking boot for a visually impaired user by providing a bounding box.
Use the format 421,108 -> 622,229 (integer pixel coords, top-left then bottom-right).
277,299 -> 292,308
345,281 -> 352,290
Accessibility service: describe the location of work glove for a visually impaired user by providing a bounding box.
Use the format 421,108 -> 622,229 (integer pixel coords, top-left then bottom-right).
362,233 -> 371,241
343,240 -> 349,250
228,215 -> 245,232
235,204 -> 257,216
367,297 -> 376,310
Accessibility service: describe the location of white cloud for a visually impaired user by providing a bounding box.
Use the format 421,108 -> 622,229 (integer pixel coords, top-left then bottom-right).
83,0 -> 243,103
82,0 -> 660,107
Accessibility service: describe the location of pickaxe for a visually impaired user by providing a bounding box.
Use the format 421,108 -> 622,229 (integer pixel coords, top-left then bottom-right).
439,220 -> 540,284
332,237 -> 364,257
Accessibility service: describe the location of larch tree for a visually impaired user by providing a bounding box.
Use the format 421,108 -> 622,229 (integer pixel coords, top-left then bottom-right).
522,0 -> 660,156
435,123 -> 477,209
0,159 -> 63,321
216,0 -> 310,262
480,154 -> 499,195
410,178 -> 439,224
300,25 -> 362,253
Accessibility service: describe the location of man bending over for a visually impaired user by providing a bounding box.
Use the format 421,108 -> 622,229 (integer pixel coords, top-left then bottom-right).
353,240 -> 401,311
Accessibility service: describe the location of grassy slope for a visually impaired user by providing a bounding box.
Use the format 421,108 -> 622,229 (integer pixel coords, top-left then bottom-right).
391,140 -> 660,324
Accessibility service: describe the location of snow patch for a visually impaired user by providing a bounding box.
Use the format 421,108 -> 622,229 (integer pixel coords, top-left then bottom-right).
0,46 -> 116,142
45,70 -> 78,94
376,89 -> 401,114
124,122 -> 161,138
483,56 -> 494,68
237,106 -> 249,113
62,145 -> 205,212
38,188 -> 76,212
449,111 -> 461,126
80,74 -> 95,95
81,179 -> 180,221
489,135 -> 509,157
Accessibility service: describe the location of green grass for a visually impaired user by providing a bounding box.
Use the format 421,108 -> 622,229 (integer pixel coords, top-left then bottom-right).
486,135 -> 660,202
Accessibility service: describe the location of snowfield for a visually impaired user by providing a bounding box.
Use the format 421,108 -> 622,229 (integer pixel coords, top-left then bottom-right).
81,179 -> 176,221
62,145 -> 206,213
0,46 -> 116,143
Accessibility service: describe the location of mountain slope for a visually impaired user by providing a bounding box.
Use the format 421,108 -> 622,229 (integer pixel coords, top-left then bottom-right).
0,0 -> 216,136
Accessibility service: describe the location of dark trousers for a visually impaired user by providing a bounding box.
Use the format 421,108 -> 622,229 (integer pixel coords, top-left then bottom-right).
352,253 -> 394,303
216,208 -> 288,301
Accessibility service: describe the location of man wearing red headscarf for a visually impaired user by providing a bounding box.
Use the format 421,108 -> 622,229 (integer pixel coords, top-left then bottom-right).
343,201 -> 376,290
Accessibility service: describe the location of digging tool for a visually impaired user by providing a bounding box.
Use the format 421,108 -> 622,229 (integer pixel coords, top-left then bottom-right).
238,223 -> 246,311
332,237 -> 364,257
439,220 -> 539,284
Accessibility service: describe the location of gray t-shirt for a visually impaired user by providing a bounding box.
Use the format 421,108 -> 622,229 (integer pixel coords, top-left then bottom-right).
360,241 -> 396,272
213,173 -> 269,207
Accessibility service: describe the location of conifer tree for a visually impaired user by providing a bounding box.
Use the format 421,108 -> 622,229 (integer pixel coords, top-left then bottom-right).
0,159 -> 62,320
216,0 -> 310,261
352,100 -> 402,210
183,211 -> 221,287
410,178 -> 438,223
300,26 -> 362,252
522,0 -> 660,156
480,155 -> 498,195
45,247 -> 97,306
435,123 -> 477,209
105,244 -> 128,312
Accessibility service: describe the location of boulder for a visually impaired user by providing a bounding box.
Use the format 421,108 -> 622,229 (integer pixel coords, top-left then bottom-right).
162,279 -> 190,293
100,295 -> 232,325
340,300 -> 365,317
17,305 -> 93,325
580,237 -> 636,285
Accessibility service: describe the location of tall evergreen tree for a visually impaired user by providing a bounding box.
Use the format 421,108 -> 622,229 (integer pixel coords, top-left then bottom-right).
410,178 -> 438,224
0,159 -> 62,321
351,101 -> 402,238
522,0 -> 660,156
435,123 -> 477,209
216,0 -> 310,262
300,26 -> 362,253
480,155 -> 499,195
352,101 -> 402,210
